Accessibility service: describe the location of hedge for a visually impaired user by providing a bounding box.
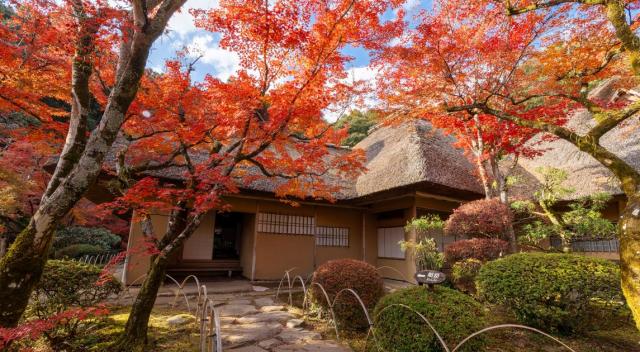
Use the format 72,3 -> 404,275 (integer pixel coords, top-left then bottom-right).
53,226 -> 121,252
476,252 -> 622,334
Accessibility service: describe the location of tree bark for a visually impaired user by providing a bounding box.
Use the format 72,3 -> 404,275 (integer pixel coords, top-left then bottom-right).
0,236 -> 6,258
112,209 -> 203,350
489,155 -> 518,253
111,255 -> 171,352
0,0 -> 187,327
620,193 -> 640,331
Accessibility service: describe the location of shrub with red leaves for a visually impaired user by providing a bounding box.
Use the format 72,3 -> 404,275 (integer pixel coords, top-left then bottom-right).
311,259 -> 384,330
0,306 -> 109,349
444,238 -> 509,263
444,198 -> 513,239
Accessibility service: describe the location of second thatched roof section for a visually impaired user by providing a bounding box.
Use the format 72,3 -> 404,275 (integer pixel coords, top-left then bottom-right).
509,79 -> 640,200
352,120 -> 483,199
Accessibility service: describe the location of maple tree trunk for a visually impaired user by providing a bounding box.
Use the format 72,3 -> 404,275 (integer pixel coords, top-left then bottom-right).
112,255 -> 170,352
113,211 -> 203,350
476,156 -> 492,199
0,236 -> 6,258
0,15 -> 178,327
620,192 -> 640,331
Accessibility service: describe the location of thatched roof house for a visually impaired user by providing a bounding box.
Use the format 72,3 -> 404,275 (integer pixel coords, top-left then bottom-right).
110,80 -> 637,283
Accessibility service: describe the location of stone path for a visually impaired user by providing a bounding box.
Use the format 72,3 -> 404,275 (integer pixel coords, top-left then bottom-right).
218,296 -> 352,352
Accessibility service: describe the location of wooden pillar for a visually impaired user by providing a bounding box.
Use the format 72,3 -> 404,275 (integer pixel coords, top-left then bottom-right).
250,202 -> 259,281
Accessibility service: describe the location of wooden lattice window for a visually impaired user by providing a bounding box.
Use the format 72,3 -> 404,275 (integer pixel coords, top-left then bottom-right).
256,212 -> 315,235
315,226 -> 349,247
377,227 -> 405,259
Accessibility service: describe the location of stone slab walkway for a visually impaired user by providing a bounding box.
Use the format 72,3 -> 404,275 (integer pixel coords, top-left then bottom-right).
218,296 -> 352,352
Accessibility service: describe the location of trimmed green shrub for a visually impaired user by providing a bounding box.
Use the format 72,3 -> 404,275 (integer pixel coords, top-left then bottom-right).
54,243 -> 105,259
476,253 -> 622,334
451,259 -> 482,294
26,260 -> 121,349
311,259 -> 384,330
444,238 -> 508,263
373,286 -> 486,351
53,226 -> 121,252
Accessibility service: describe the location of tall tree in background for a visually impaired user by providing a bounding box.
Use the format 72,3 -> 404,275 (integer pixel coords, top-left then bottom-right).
106,0 -> 403,349
380,0 -> 640,328
0,0 -> 187,327
334,110 -> 379,146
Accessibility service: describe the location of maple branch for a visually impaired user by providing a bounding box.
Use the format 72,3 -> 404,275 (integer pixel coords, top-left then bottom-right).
0,93 -> 46,121
245,157 -> 329,179
505,1 -> 640,75
447,101 -> 640,194
556,45 -> 623,80
131,0 -> 149,29
94,67 -> 113,97
124,129 -> 173,141
504,0 -> 605,15
288,122 -> 337,141
588,99 -> 640,139
43,0 -> 97,199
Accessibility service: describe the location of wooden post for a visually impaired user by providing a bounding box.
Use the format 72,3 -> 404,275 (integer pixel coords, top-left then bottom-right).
250,202 -> 259,281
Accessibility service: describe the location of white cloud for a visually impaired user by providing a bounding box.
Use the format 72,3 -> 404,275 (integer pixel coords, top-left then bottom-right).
403,0 -> 421,11
188,35 -> 240,80
323,66 -> 381,122
168,0 -> 219,36
345,66 -> 379,83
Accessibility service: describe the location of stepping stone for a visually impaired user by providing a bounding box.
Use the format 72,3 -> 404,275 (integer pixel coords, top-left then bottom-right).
254,297 -> 275,307
237,311 -> 295,324
220,316 -> 236,325
286,319 -> 304,328
166,314 -> 195,327
228,299 -> 252,305
260,305 -> 285,312
258,338 -> 282,350
274,341 -> 352,352
227,346 -> 268,352
220,304 -> 259,317
276,327 -> 321,344
222,322 -> 283,346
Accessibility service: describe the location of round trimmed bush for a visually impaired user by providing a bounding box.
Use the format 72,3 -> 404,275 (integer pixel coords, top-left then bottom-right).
451,258 -> 482,294
476,253 -> 622,334
445,198 -> 512,239
444,238 -> 508,263
311,259 -> 384,330
373,286 -> 486,351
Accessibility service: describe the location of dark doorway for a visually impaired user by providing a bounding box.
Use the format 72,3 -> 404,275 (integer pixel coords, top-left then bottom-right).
213,212 -> 243,259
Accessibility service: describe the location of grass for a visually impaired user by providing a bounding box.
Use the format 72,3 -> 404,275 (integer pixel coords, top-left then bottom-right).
75,306 -> 201,352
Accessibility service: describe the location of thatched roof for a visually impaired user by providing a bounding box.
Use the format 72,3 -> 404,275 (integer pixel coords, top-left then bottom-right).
352,120 -> 483,198
95,119 -> 483,202
509,79 -> 640,200
102,137 -> 357,200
